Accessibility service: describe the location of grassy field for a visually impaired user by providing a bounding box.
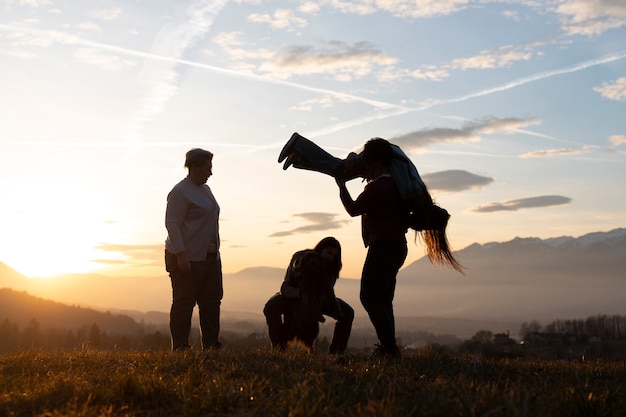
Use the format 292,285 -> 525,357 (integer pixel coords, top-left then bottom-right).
1,347 -> 625,417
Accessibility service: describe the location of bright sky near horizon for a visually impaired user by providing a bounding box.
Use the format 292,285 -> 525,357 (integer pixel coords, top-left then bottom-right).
1,0 -> 625,279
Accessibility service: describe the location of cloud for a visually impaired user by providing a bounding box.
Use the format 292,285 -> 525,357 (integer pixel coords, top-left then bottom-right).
74,47 -> 136,71
258,41 -> 397,81
415,51 -> 626,111
291,96 -> 336,111
389,117 -> 540,151
299,2 -> 321,14
280,0 -> 471,19
392,127 -> 480,150
502,10 -> 521,21
469,117 -> 541,134
519,146 -> 591,158
88,8 -> 122,21
18,0 -> 52,7
93,243 -> 163,267
594,77 -> 626,100
77,22 -> 102,32
422,170 -> 494,192
609,135 -> 626,147
400,42 -> 540,82
471,195 -> 572,213
127,0 -> 230,143
556,0 -> 626,36
247,8 -> 307,29
269,212 -> 349,237
409,67 -> 451,82
450,44 -> 533,70
211,31 -> 279,61
390,0 -> 472,18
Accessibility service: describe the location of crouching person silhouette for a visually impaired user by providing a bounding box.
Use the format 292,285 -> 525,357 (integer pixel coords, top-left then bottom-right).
263,237 -> 354,354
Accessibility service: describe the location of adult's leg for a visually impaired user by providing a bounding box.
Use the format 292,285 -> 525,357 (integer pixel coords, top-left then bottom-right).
322,298 -> 354,354
359,240 -> 407,348
263,293 -> 289,349
166,251 -> 196,351
197,253 -> 223,350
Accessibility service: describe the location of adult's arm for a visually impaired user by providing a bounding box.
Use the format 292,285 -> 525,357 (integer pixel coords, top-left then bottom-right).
335,178 -> 363,217
165,187 -> 191,272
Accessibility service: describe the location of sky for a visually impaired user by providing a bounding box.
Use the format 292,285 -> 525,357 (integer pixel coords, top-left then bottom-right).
1,0 -> 625,280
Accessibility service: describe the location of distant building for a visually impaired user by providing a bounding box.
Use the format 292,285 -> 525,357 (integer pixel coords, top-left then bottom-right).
493,331 -> 515,345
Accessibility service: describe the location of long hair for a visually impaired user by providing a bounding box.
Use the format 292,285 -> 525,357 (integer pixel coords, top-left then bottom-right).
313,236 -> 342,278
411,185 -> 465,274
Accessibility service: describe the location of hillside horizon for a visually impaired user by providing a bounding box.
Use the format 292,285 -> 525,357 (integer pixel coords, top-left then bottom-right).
1,228 -> 625,328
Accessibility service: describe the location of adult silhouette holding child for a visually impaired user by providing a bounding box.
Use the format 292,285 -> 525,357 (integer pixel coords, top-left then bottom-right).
278,133 -> 463,358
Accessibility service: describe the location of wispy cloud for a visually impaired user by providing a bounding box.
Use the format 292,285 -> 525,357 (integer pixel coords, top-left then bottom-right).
2,21 -> 625,150
247,8 -> 307,29
390,117 -> 540,152
519,146 -> 591,158
17,0 -> 52,8
594,76 -> 626,100
128,0 -> 230,144
258,41 -> 397,81
422,170 -> 494,192
88,8 -> 122,21
450,44 -> 534,71
319,0 -> 472,18
76,22 -> 102,32
310,50 -> 626,139
557,0 -> 626,36
93,243 -> 163,267
74,47 -> 136,71
269,212 -> 349,237
419,51 -> 626,109
471,195 -> 572,213
0,24 -> 399,113
609,135 -> 626,147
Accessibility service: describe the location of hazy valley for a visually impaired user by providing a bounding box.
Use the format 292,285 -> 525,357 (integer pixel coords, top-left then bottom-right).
1,228 -> 625,341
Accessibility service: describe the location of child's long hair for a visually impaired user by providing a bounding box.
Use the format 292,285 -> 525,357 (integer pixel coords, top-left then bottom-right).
410,186 -> 465,274
313,236 -> 343,278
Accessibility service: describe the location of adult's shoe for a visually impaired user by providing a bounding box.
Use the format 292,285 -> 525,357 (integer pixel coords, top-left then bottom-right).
372,343 -> 401,359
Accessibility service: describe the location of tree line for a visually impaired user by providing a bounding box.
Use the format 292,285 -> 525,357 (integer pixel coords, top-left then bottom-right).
0,318 -> 171,352
3,313 -> 626,354
519,314 -> 626,341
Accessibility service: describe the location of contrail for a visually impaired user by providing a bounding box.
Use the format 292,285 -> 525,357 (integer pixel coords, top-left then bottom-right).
3,23 -> 624,149
420,51 -> 626,109
2,22 -> 624,113
0,23 -> 398,112
312,50 -> 626,140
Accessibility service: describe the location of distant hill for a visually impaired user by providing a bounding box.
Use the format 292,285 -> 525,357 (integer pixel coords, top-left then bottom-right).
0,288 -> 144,334
0,262 -> 29,289
390,228 -> 626,321
1,228 -> 625,331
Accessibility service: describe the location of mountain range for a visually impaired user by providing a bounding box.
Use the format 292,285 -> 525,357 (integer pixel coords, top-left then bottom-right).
2,228 -> 625,337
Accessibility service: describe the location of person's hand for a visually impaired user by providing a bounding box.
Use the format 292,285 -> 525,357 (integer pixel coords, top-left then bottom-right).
176,251 -> 191,273
344,152 -> 358,171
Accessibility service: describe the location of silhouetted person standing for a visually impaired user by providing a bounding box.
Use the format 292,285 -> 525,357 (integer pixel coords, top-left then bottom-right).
335,138 -> 409,358
165,148 -> 223,351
